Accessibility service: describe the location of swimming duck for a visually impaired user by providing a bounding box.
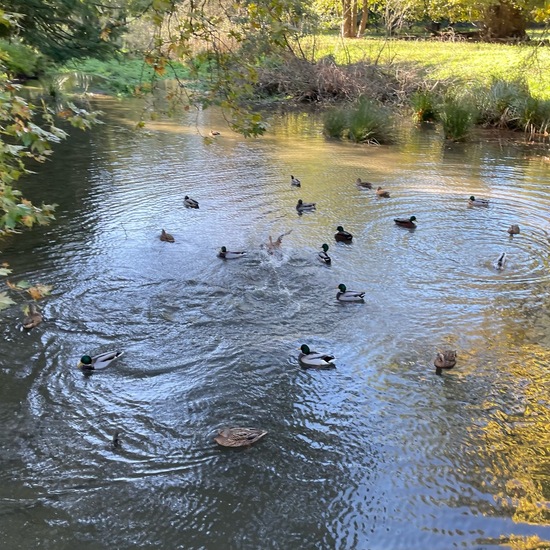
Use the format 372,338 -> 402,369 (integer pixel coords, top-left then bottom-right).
214,427 -> 267,447
356,178 -> 373,189
160,229 -> 175,242
78,351 -> 124,371
299,344 -> 335,369
218,246 -> 246,259
318,243 -> 331,265
507,224 -> 520,235
22,303 -> 43,330
495,252 -> 507,270
376,186 -> 390,197
266,230 -> 292,255
184,195 -> 199,208
394,216 -> 417,228
434,350 -> 457,375
336,283 -> 365,302
291,175 -> 301,187
296,199 -> 316,213
334,226 -> 353,242
468,196 -> 489,207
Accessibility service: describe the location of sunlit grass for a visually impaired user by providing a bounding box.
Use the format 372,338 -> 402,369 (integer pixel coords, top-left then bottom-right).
302,36 -> 550,99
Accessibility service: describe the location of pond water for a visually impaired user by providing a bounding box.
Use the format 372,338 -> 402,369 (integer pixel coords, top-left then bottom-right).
0,97 -> 549,549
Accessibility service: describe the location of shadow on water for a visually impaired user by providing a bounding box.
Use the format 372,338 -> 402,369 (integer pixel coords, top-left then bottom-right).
0,98 -> 549,549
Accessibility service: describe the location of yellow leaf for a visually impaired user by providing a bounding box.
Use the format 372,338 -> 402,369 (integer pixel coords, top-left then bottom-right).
27,284 -> 53,300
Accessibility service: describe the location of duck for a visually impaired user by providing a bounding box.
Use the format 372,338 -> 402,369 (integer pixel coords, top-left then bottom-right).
468,196 -> 489,207
112,429 -> 121,448
266,230 -> 292,255
290,175 -> 301,187
299,344 -> 335,369
334,226 -> 353,243
495,252 -> 507,270
22,303 -> 43,330
160,229 -> 175,242
356,178 -> 373,189
318,243 -> 331,265
210,130 -> 221,136
336,283 -> 365,302
218,246 -> 246,259
376,186 -> 390,197
184,195 -> 199,208
214,427 -> 267,447
507,224 -> 520,235
434,350 -> 457,375
394,215 -> 417,228
78,351 -> 124,371
296,199 -> 316,213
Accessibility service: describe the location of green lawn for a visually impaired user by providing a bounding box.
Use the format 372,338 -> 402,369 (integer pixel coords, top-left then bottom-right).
303,35 -> 550,98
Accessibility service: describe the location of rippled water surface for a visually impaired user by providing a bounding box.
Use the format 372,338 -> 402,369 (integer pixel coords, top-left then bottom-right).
1,98 -> 549,549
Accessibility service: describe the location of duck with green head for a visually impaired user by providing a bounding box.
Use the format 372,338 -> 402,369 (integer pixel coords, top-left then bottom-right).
78,351 -> 124,371
468,196 -> 489,207
394,215 -> 417,228
336,284 -> 365,302
299,344 -> 335,369
334,226 -> 353,243
318,243 -> 331,265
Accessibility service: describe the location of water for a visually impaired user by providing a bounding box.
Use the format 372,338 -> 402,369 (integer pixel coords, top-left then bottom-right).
0,98 -> 549,549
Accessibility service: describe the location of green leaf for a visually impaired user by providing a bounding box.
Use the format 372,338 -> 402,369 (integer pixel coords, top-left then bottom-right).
0,291 -> 15,310
0,267 -> 12,276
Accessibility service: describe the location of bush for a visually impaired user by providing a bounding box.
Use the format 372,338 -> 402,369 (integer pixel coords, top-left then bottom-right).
0,40 -> 43,77
439,98 -> 476,141
347,97 -> 395,144
411,90 -> 439,122
323,108 -> 348,138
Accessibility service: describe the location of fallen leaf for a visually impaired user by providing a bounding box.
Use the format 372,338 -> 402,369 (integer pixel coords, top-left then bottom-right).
0,292 -> 15,310
27,284 -> 53,300
0,268 -> 12,276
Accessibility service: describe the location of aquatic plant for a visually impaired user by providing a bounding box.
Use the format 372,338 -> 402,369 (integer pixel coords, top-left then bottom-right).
439,98 -> 476,141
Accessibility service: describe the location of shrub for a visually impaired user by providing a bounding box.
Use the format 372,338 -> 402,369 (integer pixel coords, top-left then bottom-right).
0,40 -> 43,77
346,97 -> 395,144
411,90 -> 439,122
439,98 -> 476,141
323,108 -> 348,138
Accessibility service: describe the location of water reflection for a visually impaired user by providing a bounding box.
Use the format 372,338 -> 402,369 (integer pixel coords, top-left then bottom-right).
0,99 -> 549,549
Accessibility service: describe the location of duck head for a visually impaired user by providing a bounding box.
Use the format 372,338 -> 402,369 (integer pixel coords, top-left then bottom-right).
338,284 -> 347,292
336,226 -> 344,232
220,246 -> 227,252
321,244 -> 329,252
300,344 -> 311,354
79,355 -> 93,368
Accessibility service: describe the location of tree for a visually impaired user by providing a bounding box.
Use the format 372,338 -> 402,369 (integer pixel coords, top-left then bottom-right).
2,0 -> 132,64
0,9 -> 101,235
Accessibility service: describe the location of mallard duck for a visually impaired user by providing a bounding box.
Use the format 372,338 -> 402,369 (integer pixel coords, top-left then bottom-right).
496,252 -> 507,270
290,175 -> 301,187
318,243 -> 331,265
266,230 -> 292,254
184,195 -> 199,209
296,199 -> 316,213
394,216 -> 417,228
22,303 -> 42,330
160,229 -> 175,242
299,344 -> 335,369
334,226 -> 353,242
507,224 -> 520,235
218,246 -> 246,259
214,427 -> 267,447
356,178 -> 373,189
336,283 -> 365,302
468,196 -> 489,207
434,350 -> 457,375
112,429 -> 121,448
376,186 -> 390,197
78,351 -> 124,371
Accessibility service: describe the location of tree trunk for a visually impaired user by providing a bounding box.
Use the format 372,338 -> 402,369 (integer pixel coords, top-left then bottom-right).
482,1 -> 527,40
342,0 -> 353,38
357,0 -> 369,37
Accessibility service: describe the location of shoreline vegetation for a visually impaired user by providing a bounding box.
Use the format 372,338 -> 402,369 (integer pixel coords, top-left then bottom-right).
14,33 -> 550,144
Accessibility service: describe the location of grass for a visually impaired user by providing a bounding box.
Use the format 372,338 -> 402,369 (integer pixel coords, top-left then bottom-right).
300,35 -> 550,99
